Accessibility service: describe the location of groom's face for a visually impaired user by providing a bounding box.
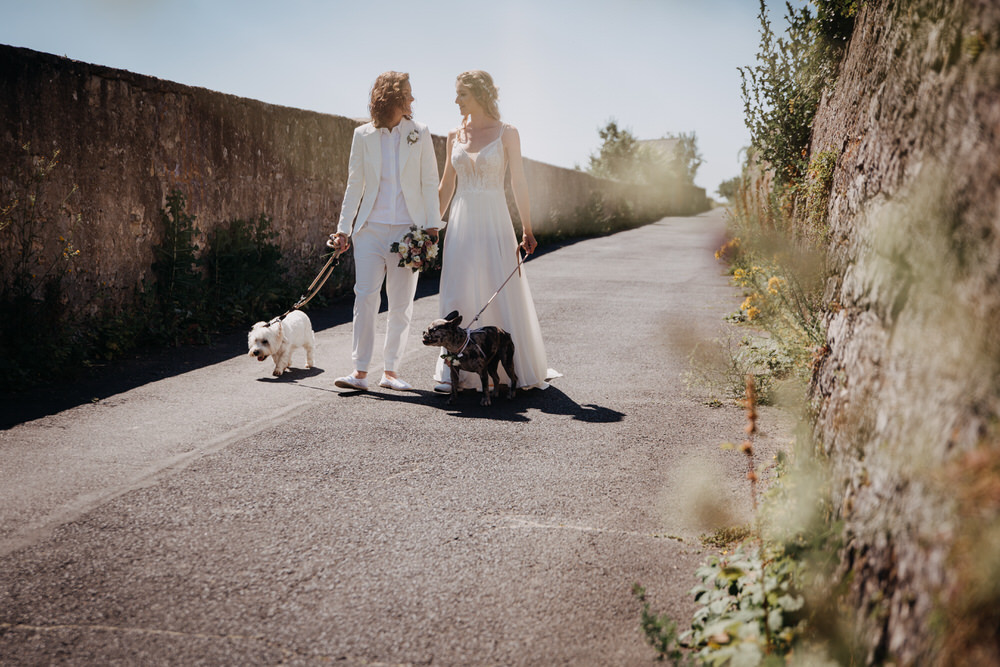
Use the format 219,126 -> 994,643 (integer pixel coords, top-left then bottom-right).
400,82 -> 413,118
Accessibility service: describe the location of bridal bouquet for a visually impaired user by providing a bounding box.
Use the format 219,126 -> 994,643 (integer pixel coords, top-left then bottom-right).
391,226 -> 439,272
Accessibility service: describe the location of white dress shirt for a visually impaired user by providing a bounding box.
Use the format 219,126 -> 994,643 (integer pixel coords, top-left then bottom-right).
368,125 -> 414,226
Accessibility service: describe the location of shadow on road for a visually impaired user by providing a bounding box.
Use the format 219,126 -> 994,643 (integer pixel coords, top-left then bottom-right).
318,384 -> 624,425
0,233 -> 613,431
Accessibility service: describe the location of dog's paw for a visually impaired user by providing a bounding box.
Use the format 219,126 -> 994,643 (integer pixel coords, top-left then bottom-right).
480,395 -> 492,407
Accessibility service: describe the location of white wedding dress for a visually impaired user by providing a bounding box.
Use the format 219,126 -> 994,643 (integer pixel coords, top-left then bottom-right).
433,124 -> 559,390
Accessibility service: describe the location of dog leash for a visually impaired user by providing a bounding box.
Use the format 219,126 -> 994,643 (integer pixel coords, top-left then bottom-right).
466,249 -> 525,328
269,248 -> 344,325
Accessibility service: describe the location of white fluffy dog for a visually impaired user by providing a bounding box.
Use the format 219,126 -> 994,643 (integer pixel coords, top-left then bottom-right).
247,310 -> 315,376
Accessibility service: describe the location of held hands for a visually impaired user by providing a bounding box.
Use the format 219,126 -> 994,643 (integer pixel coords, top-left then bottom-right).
520,231 -> 537,255
327,232 -> 350,253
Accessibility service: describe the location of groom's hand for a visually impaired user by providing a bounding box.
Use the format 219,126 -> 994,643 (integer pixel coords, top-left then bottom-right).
426,227 -> 439,241
327,232 -> 350,253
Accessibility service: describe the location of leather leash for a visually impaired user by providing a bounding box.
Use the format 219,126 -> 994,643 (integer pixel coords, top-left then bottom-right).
269,249 -> 343,325
467,249 -> 524,328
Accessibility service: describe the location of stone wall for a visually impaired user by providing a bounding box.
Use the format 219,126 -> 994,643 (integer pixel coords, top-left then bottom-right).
0,45 -> 707,318
808,0 -> 1000,662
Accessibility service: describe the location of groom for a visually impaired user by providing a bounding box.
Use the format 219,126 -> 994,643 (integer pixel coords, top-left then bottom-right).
328,71 -> 440,391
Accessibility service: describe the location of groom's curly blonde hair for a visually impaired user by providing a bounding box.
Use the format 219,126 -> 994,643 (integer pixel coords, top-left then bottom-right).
457,70 -> 500,122
369,71 -> 410,128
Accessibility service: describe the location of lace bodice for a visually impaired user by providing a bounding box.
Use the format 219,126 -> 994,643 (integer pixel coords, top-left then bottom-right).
452,125 -> 506,193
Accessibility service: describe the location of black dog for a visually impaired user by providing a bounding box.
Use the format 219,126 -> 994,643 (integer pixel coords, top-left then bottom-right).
422,310 -> 517,406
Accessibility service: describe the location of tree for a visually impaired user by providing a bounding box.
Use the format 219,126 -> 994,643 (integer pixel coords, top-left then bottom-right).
589,121 -> 704,187
669,132 -> 703,185
587,119 -> 642,182
717,175 -> 741,200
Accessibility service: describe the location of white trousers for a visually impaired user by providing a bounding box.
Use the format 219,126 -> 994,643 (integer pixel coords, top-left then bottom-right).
350,222 -> 419,373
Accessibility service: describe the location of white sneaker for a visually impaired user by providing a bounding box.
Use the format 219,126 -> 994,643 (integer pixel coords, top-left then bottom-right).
433,381 -> 452,393
378,375 -> 412,391
334,375 -> 368,391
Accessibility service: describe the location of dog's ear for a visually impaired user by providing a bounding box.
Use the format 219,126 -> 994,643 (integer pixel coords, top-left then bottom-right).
445,310 -> 461,326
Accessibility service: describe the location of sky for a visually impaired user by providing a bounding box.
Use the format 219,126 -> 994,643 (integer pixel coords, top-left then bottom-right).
0,0 -> 804,196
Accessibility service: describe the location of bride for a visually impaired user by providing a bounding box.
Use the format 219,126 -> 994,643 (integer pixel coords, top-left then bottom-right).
433,70 -> 559,393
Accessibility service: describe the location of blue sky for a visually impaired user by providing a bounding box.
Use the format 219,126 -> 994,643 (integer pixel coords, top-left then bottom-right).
1,0 -> 804,195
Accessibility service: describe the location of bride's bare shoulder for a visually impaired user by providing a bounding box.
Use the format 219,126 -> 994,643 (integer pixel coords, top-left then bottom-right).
501,123 -> 520,137
501,123 -> 521,145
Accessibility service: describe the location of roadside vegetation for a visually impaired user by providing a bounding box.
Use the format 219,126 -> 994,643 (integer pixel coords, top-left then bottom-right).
635,1 -> 862,663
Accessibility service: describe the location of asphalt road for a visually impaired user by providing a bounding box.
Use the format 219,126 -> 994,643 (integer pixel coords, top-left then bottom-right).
0,208 -> 790,665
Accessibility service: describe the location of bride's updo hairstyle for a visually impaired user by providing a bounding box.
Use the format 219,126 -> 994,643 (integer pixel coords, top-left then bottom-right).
457,70 -> 501,121
369,71 -> 410,128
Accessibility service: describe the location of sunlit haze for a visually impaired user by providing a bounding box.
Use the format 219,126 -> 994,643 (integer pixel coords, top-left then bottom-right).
0,0 -> 804,195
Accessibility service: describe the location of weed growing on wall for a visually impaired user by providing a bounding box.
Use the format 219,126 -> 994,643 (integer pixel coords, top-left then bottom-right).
739,1 -> 855,184
0,143 -> 84,387
203,213 -> 298,330
149,190 -> 207,345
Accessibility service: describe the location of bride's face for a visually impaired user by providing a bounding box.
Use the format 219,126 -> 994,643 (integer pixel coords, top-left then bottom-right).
455,84 -> 482,117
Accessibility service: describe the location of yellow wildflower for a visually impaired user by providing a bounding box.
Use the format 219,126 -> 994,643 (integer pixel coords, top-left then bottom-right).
747,306 -> 761,320
741,295 -> 756,311
767,276 -> 784,294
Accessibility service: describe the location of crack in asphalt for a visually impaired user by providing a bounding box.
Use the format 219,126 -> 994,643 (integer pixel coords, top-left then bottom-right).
499,515 -> 690,543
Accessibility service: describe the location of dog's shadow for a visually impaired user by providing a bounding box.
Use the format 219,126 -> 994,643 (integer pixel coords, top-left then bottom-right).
255,366 -> 325,383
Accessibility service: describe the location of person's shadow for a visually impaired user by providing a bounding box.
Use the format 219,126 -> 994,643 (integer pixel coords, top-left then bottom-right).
325,382 -> 623,424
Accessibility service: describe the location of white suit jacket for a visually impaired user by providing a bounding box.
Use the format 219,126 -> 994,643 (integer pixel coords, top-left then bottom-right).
336,118 -> 441,236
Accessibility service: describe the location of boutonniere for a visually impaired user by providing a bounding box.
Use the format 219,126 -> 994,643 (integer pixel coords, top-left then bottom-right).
406,129 -> 420,145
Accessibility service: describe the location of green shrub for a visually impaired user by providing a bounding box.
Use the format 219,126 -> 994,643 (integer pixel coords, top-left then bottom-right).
149,190 -> 207,344
203,213 -> 296,330
688,543 -> 806,663
739,0 -> 855,185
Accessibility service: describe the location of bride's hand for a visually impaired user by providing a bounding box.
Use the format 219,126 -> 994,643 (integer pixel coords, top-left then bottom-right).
520,231 -> 537,255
